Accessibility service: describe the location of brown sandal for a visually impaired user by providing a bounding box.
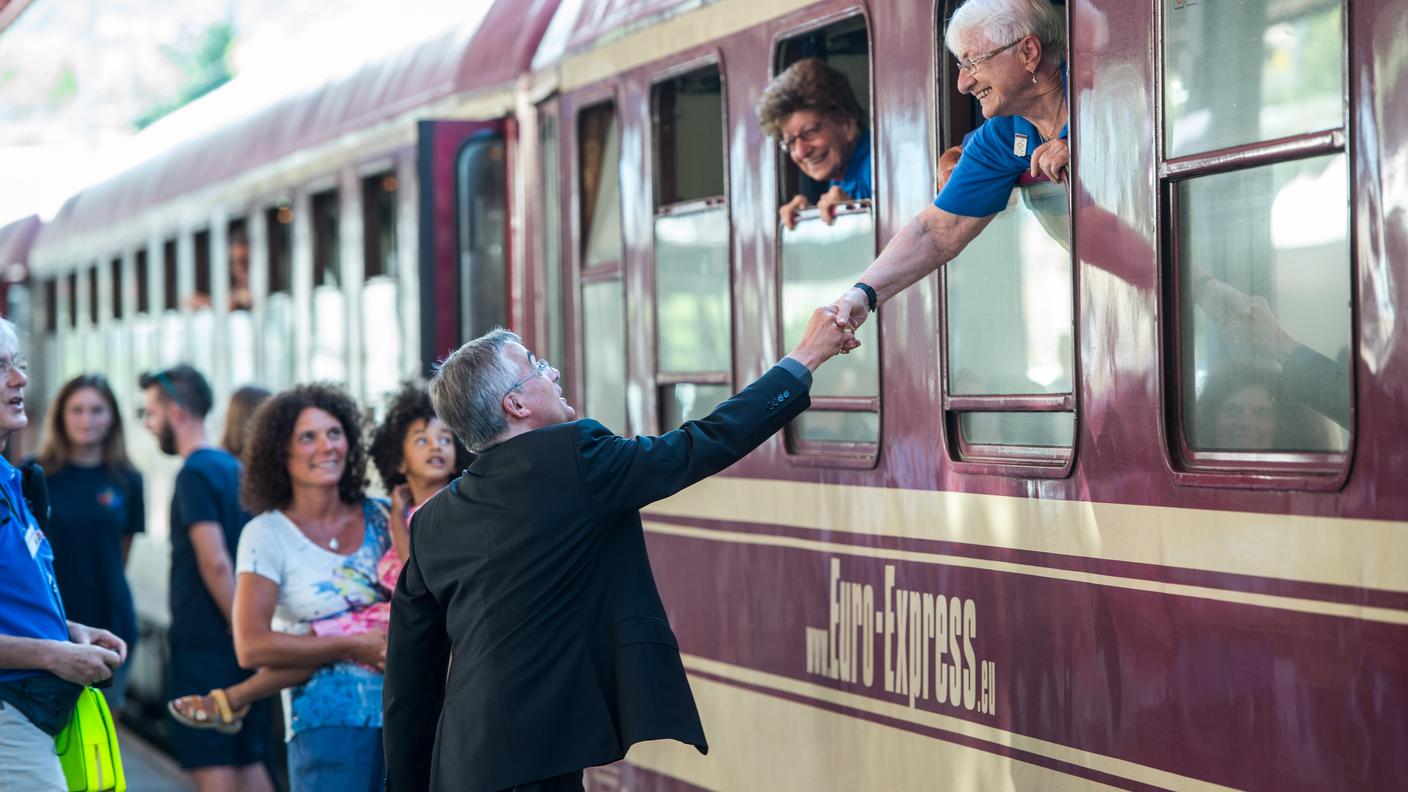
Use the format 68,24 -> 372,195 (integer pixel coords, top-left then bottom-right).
167,688 -> 248,734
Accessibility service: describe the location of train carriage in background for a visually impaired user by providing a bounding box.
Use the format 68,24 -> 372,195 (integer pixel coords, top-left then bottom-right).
18,0 -> 1408,788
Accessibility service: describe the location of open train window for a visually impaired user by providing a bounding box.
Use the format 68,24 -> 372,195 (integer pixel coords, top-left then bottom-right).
87,266 -> 99,325
225,217 -> 255,387
43,279 -> 57,334
774,15 -> 879,464
652,64 -> 731,429
934,0 -> 1074,474
578,99 -> 627,435
194,229 -> 212,308
1159,0 -> 1350,487
65,272 -> 78,329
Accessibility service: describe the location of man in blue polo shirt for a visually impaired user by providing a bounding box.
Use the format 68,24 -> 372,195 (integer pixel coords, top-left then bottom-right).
0,317 -> 127,789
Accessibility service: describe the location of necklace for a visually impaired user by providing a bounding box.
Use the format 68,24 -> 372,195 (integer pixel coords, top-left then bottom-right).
1039,92 -> 1068,144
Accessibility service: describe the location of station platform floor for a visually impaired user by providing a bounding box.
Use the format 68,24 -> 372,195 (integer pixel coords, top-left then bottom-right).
118,725 -> 194,791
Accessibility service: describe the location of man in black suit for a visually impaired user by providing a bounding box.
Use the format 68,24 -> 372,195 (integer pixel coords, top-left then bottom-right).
383,307 -> 857,791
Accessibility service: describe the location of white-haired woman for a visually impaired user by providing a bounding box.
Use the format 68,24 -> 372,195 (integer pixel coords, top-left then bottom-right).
831,0 -> 1068,326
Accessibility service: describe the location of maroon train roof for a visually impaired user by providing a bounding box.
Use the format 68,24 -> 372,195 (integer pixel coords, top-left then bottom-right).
551,0 -> 708,57
37,0 -> 559,247
0,215 -> 40,272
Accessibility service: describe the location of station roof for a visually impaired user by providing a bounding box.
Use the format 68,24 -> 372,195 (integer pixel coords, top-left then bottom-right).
35,0 -> 559,256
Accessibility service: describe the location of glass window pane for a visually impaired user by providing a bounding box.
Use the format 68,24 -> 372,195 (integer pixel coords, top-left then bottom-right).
582,277 -> 627,435
539,113 -> 565,371
230,309 -> 255,386
362,277 -> 401,404
947,181 -> 1072,396
655,68 -> 724,205
581,106 -> 623,267
793,410 -> 879,444
780,211 -> 878,399
1164,0 -> 1343,157
264,291 -> 295,391
458,136 -> 508,340
661,383 -> 731,427
959,412 -> 1072,447
655,205 -> 730,374
311,285 -> 346,382
312,191 -> 340,288
363,173 -> 398,280
1178,153 -> 1350,453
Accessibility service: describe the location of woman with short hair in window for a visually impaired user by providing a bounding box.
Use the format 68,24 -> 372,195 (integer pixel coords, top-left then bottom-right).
832,0 -> 1068,326
757,57 -> 872,229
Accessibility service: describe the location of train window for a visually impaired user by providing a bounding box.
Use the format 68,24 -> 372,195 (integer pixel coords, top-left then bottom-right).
194,229 -> 213,308
225,218 -> 255,387
362,172 -> 400,401
43,279 -> 57,334
1159,0 -> 1350,482
135,250 -> 149,315
1175,154 -> 1350,454
162,239 -> 178,312
1163,0 -> 1342,159
87,267 -> 99,325
652,65 -> 731,428
933,1 -> 1075,470
362,172 -> 397,280
773,18 -> 878,457
457,135 -> 508,341
582,277 -> 627,435
579,101 -> 623,269
310,188 -> 346,381
66,272 -> 78,329
537,109 -> 565,376
771,18 -> 867,209
779,207 -> 879,446
110,258 -> 123,321
264,203 -> 295,391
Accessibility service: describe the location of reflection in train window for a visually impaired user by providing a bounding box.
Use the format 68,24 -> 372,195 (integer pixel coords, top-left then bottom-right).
779,207 -> 879,447
457,135 -> 508,341
362,171 -> 400,402
579,101 -> 622,269
1176,154 -> 1350,455
1163,0 -> 1343,158
310,188 -> 346,381
653,65 -> 730,428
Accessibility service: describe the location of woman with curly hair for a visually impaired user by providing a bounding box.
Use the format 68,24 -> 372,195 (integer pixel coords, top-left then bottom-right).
367,381 -> 466,587
168,384 -> 390,791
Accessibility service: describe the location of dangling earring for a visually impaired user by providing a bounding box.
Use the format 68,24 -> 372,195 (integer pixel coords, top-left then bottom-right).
1030,71 -> 1038,85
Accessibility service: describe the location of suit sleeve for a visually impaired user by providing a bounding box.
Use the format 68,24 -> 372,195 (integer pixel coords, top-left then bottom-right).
577,363 -> 810,516
383,517 -> 451,792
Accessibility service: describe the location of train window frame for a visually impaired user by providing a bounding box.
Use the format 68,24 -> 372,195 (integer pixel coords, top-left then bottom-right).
649,55 -> 734,433
1155,0 -> 1354,491
771,9 -> 881,469
575,94 -> 629,437
932,0 -> 1079,478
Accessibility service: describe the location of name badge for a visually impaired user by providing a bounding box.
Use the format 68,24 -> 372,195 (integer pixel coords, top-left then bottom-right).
24,521 -> 44,559
1013,133 -> 1029,158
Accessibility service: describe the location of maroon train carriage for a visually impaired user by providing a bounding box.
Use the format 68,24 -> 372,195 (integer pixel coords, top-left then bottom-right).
13,0 -> 1408,788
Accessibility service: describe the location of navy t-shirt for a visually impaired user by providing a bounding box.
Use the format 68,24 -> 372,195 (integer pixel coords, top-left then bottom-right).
169,448 -> 251,652
43,463 -> 145,648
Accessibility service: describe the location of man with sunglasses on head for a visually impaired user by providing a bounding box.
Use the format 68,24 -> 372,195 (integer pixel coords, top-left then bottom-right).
757,57 -> 873,229
0,317 -> 127,790
139,365 -> 273,792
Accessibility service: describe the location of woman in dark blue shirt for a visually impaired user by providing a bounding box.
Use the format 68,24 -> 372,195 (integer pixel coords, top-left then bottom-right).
34,374 -> 144,713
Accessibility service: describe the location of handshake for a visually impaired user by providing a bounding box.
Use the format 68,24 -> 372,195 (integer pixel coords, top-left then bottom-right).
786,303 -> 865,373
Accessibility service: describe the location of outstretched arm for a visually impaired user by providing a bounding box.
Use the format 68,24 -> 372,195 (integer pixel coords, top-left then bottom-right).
833,204 -> 994,328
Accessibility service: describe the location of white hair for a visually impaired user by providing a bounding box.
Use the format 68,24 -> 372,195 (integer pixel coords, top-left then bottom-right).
0,317 -> 18,356
945,0 -> 1066,62
429,328 -> 522,452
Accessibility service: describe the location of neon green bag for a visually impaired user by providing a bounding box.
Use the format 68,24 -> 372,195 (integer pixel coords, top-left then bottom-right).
53,687 -> 126,792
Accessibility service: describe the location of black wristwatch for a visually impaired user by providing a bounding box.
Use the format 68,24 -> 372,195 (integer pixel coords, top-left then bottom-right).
852,282 -> 878,312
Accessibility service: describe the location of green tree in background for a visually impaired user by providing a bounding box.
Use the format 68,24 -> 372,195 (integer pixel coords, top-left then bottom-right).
134,21 -> 235,130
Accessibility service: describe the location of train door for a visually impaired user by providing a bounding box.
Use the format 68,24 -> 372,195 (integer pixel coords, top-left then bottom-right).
416,119 -> 511,372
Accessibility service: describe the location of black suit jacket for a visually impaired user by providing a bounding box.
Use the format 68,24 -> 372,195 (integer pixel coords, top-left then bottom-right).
383,364 -> 809,791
